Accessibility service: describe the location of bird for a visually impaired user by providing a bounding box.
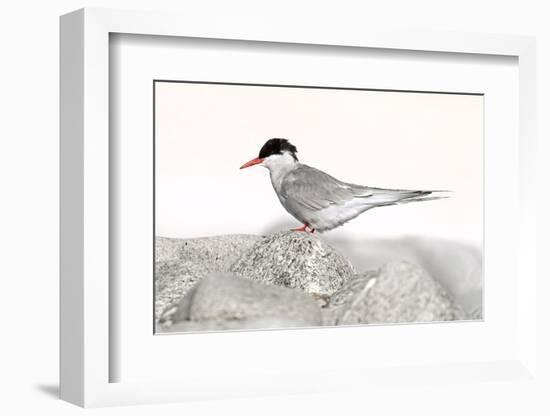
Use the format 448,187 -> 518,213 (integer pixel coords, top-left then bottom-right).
239,138 -> 448,233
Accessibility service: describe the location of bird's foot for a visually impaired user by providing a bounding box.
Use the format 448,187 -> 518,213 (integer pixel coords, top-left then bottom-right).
291,224 -> 308,232
291,224 -> 316,233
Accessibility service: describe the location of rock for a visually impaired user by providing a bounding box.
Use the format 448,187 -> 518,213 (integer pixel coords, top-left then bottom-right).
159,272 -> 322,331
156,234 -> 262,271
159,317 -> 316,333
325,261 -> 464,325
323,237 -> 483,317
154,235 -> 262,321
154,260 -> 205,321
230,231 -> 354,296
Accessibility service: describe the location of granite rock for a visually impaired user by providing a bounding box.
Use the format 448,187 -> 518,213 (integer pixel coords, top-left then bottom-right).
325,261 -> 464,325
230,231 -> 354,296
159,317 -> 315,333
154,234 -> 262,321
159,272 -> 322,331
156,234 -> 262,271
154,260 -> 205,320
323,237 -> 482,318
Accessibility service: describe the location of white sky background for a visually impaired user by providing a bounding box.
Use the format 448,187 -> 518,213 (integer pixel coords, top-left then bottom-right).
155,82 -> 483,247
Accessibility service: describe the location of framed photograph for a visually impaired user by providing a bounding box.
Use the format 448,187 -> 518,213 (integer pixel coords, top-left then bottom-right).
153,79 -> 483,331
60,8 -> 537,407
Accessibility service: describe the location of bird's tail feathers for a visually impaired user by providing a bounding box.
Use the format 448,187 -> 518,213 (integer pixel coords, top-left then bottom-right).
359,189 -> 451,207
400,190 -> 451,203
398,193 -> 450,204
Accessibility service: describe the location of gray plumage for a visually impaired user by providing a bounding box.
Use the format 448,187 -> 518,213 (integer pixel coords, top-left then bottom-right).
241,138 -> 448,233
277,164 -> 445,232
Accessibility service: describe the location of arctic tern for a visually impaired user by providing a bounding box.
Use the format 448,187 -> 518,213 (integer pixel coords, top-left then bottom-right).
240,138 -> 447,233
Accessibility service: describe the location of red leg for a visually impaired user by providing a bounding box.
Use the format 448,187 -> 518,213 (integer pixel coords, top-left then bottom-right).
291,223 -> 309,232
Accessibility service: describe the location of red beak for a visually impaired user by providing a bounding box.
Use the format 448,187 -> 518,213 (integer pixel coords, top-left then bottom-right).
240,157 -> 264,169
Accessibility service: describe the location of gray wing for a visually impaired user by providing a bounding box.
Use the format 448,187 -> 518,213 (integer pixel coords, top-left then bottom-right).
281,164 -> 438,212
280,165 -> 373,211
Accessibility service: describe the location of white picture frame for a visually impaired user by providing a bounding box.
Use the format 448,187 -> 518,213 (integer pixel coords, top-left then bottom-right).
60,7 -> 537,407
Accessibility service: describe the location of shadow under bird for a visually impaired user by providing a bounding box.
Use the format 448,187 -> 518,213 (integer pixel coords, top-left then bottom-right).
240,138 -> 449,233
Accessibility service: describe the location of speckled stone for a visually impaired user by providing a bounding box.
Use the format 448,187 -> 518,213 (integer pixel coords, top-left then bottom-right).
325,261 -> 464,325
158,317 -> 317,333
159,272 -> 322,332
154,234 -> 262,321
154,261 -> 205,321
155,234 -> 262,270
230,231 -> 354,296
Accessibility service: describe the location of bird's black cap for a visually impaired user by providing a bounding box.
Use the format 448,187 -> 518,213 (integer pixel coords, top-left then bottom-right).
259,138 -> 298,161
